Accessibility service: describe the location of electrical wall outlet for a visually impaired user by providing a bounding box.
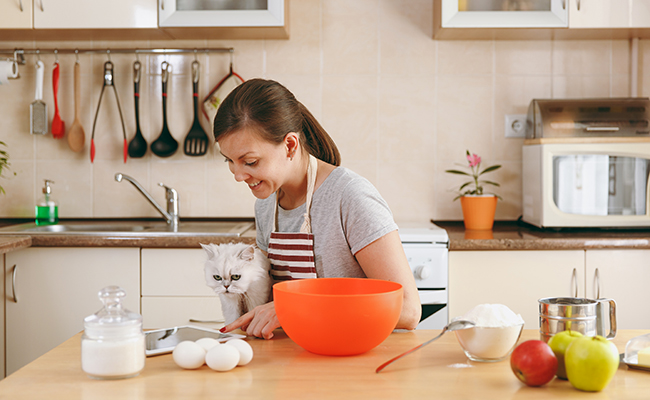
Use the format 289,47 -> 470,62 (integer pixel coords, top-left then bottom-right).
505,114 -> 527,138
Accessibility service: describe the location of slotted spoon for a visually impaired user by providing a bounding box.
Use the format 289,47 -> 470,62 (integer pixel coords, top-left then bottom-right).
183,60 -> 209,156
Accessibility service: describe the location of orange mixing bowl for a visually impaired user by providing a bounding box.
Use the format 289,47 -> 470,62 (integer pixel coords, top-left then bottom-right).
273,278 -> 403,356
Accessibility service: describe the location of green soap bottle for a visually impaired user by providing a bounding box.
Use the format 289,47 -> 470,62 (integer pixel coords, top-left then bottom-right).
35,179 -> 58,226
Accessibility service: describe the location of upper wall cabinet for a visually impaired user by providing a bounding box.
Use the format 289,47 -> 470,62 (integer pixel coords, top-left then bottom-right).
0,0 -> 33,29
158,0 -> 288,39
435,0 -> 650,39
34,0 -> 157,29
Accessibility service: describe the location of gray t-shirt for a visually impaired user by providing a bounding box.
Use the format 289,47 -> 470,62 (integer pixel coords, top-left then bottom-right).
255,167 -> 398,278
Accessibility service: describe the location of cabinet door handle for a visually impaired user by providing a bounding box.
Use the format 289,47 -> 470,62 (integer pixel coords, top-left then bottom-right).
189,318 -> 225,324
11,264 -> 18,303
562,0 -> 566,10
18,0 -> 23,12
161,0 -> 164,10
594,268 -> 601,299
39,0 -> 44,12
572,268 -> 578,297
576,0 -> 581,11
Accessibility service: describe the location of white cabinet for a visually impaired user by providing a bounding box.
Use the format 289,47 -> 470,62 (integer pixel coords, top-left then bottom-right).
568,0 -> 630,28
33,0 -> 157,29
438,0 -> 568,28
141,249 -> 224,330
0,0 -> 33,28
449,250 -> 585,328
4,247 -> 140,377
158,0 -> 284,27
586,250 -> 650,329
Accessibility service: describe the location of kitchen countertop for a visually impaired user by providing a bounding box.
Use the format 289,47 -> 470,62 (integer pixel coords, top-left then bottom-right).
1,329 -> 648,399
435,221 -> 650,251
0,236 -> 31,254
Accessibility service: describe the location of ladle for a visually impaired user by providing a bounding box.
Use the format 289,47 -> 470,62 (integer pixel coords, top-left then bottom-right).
151,61 -> 178,158
67,61 -> 85,152
127,60 -> 147,158
375,319 -> 475,373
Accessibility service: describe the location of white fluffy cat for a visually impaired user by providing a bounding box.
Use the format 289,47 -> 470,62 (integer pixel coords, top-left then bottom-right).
201,242 -> 272,326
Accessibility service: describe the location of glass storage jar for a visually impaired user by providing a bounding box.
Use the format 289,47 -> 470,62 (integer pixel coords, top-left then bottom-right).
81,286 -> 145,379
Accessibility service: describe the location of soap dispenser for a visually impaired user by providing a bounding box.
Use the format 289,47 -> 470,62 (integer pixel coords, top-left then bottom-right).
35,179 -> 58,225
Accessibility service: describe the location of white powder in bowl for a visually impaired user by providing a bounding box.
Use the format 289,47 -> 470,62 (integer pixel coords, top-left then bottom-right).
460,304 -> 524,327
454,304 -> 525,362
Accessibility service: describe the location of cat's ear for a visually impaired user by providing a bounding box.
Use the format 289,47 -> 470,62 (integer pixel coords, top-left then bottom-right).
240,245 -> 255,261
200,243 -> 217,258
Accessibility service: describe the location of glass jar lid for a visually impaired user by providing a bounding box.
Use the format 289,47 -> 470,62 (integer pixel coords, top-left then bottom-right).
84,286 -> 142,338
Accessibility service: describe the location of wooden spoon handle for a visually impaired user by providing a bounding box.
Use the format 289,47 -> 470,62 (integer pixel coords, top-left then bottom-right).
74,62 -> 80,120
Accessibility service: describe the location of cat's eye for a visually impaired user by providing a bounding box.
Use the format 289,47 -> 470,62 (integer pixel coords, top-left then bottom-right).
213,275 -> 222,281
231,275 -> 241,281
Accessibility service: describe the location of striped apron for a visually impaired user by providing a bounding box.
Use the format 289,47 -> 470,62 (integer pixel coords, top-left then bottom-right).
268,154 -> 318,281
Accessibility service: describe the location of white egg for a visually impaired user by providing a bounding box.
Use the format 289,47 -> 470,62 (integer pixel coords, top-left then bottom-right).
195,337 -> 220,352
224,339 -> 254,366
205,343 -> 240,372
172,340 -> 206,369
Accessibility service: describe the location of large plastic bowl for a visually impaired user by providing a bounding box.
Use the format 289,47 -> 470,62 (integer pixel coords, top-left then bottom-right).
273,278 -> 403,356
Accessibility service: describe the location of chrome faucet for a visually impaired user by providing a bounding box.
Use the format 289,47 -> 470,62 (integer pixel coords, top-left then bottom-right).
115,173 -> 180,229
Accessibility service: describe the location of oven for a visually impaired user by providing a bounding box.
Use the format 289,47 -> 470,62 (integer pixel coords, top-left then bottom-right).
399,224 -> 449,330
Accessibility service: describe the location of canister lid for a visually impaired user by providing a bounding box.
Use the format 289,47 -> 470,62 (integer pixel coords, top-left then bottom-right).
84,286 -> 142,338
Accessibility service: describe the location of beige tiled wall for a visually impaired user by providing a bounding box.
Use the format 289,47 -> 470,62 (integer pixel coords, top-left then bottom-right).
0,0 -> 646,225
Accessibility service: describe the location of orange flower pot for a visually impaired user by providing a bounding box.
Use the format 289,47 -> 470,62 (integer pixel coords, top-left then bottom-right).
460,195 -> 498,230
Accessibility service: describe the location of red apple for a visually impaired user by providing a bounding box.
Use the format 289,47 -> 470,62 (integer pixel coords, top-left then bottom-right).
510,340 -> 558,387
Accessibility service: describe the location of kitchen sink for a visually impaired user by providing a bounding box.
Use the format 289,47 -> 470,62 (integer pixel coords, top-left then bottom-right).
0,220 -> 255,237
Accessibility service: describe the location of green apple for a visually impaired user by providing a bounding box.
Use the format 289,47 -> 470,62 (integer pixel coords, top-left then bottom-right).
565,335 -> 619,392
548,330 -> 583,379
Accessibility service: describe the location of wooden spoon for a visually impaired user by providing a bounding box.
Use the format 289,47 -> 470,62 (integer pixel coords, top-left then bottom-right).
67,61 -> 85,152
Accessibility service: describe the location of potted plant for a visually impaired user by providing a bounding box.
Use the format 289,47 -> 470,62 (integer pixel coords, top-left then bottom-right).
446,150 -> 501,230
0,141 -> 15,195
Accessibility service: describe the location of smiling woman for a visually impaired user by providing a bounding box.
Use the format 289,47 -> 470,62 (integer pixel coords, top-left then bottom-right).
213,79 -> 421,339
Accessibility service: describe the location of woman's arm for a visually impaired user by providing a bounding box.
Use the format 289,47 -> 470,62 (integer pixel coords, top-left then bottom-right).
354,230 -> 421,330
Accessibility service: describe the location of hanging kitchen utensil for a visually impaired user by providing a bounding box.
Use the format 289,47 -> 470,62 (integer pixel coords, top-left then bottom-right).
127,60 -> 147,158
90,60 -> 127,163
51,58 -> 65,139
30,60 -> 47,135
151,61 -> 178,158
201,54 -> 244,128
183,60 -> 209,157
68,58 -> 85,152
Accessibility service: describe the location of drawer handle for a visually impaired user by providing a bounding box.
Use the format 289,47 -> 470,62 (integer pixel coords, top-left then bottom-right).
11,264 -> 18,303
189,318 -> 224,324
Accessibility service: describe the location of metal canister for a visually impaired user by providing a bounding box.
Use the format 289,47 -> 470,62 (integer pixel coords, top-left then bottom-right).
538,297 -> 617,342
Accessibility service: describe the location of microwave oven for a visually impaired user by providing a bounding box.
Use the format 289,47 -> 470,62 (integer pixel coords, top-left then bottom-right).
522,141 -> 650,228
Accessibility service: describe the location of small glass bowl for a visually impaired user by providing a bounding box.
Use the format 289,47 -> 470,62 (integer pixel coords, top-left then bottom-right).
455,323 -> 524,362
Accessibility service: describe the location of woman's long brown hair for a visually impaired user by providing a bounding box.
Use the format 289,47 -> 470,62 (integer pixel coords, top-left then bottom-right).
213,79 -> 341,166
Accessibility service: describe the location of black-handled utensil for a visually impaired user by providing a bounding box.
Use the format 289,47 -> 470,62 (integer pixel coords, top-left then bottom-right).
128,60 -> 147,158
183,60 -> 209,156
151,61 -> 178,158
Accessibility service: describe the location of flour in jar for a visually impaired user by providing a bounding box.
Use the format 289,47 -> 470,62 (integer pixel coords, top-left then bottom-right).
454,304 -> 525,361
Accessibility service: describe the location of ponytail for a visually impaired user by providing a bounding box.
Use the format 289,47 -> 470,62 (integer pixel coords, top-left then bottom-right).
298,103 -> 341,166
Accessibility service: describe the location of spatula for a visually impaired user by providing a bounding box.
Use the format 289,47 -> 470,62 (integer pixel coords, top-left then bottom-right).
30,60 -> 47,135
67,61 -> 85,152
51,62 -> 65,139
183,60 -> 209,156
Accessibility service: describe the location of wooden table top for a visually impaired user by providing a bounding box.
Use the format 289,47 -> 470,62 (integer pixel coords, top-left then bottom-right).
1,329 -> 649,399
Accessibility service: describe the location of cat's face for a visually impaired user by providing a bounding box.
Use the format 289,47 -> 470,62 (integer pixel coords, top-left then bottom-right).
202,243 -> 258,296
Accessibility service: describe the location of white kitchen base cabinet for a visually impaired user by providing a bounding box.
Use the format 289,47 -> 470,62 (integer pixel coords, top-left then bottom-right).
4,247 -> 140,377
586,250 -> 650,330
141,249 -> 223,330
449,250 -> 585,329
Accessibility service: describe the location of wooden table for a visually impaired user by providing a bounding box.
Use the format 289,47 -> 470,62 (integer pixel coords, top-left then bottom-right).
1,329 -> 649,399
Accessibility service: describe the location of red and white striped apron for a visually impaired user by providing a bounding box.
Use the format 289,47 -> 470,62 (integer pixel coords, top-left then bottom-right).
268,155 -> 318,282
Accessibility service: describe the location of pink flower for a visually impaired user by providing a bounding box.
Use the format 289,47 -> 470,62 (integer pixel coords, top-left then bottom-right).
467,153 -> 481,167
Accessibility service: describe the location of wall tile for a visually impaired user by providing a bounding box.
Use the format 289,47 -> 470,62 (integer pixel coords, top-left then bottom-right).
438,40 -> 493,75
495,40 -> 552,75
552,40 -> 611,76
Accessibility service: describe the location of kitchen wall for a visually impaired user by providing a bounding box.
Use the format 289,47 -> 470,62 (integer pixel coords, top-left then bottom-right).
0,0 -> 648,225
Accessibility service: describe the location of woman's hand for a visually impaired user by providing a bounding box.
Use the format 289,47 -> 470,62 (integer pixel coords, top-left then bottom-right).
219,302 -> 280,340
